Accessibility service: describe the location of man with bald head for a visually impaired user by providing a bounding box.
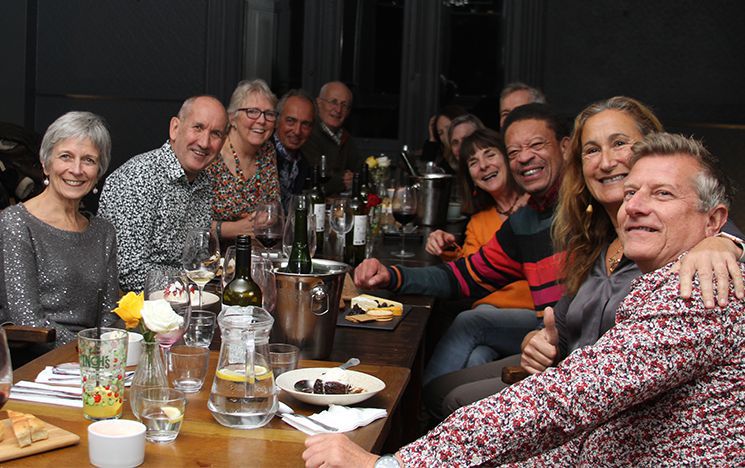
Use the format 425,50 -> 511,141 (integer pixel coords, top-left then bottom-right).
302,81 -> 361,194
99,95 -> 228,291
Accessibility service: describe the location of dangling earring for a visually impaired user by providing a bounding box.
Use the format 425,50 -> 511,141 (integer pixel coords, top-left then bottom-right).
43,178 -> 49,186
92,187 -> 99,195
585,203 -> 593,215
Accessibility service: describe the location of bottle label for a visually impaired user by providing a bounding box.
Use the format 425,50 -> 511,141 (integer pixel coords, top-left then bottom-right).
353,215 -> 367,245
313,203 -> 326,232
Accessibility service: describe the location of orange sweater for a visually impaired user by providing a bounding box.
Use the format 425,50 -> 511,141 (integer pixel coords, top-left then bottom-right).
442,208 -> 535,310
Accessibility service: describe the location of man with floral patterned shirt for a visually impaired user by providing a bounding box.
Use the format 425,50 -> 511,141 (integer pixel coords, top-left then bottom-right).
98,96 -> 228,291
302,133 -> 744,467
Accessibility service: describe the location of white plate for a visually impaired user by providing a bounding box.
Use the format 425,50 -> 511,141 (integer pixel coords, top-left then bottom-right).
149,290 -> 220,307
276,368 -> 385,406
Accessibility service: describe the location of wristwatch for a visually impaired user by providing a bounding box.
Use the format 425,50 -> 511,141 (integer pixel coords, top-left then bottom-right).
374,454 -> 402,468
716,232 -> 745,262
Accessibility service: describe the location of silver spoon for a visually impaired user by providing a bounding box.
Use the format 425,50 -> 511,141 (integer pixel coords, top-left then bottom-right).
338,357 -> 360,370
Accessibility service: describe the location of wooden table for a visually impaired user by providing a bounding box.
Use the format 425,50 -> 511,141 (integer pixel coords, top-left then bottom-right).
5,343 -> 410,466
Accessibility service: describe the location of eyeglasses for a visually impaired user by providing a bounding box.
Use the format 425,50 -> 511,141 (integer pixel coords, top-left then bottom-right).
319,98 -> 351,112
506,138 -> 551,160
237,107 -> 278,122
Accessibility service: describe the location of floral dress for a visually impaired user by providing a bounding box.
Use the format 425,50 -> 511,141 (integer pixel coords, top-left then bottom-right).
206,140 -> 281,221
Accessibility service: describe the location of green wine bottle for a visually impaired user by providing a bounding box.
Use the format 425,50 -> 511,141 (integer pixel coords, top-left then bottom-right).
223,235 -> 263,307
286,197 -> 312,273
308,165 -> 326,257
344,173 -> 368,266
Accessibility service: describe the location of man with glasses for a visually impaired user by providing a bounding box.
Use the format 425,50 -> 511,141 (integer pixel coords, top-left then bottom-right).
273,89 -> 315,211
99,95 -> 228,291
302,81 -> 361,195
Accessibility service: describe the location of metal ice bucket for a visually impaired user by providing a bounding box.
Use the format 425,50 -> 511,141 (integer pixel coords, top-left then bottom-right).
272,259 -> 349,359
413,173 -> 453,226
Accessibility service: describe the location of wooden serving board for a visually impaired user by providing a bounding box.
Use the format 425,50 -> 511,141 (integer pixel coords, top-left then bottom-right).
337,304 -> 412,331
0,416 -> 80,462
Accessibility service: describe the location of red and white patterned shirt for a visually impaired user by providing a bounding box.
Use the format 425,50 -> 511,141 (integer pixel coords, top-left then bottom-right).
399,258 -> 745,466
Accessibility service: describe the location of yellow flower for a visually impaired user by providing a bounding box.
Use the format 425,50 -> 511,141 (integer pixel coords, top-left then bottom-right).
365,156 -> 378,169
113,292 -> 144,329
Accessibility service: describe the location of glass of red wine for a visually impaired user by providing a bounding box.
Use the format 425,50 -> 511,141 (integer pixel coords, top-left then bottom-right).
391,184 -> 417,258
254,200 -> 284,256
0,328 -> 13,409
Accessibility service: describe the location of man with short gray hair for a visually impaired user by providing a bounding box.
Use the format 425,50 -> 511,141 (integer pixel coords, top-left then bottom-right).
99,95 -> 228,291
273,89 -> 315,210
499,82 -> 546,129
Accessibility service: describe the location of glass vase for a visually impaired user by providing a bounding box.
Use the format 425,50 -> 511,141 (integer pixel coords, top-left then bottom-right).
128,341 -> 168,419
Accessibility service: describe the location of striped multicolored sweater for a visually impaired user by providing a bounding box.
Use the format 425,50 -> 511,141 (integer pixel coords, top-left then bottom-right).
387,196 -> 565,311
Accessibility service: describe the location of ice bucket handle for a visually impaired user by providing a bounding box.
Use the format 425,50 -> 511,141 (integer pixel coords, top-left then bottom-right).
310,284 -> 330,316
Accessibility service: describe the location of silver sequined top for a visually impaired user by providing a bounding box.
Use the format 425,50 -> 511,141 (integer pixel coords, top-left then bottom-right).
0,204 -> 119,345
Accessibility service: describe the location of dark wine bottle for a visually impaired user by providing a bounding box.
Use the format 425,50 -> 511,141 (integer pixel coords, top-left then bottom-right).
344,173 -> 368,266
286,197 -> 312,273
308,165 -> 326,257
359,162 -> 371,206
223,235 -> 262,307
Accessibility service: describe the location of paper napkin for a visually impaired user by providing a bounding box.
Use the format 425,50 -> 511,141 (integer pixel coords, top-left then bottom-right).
280,404 -> 387,435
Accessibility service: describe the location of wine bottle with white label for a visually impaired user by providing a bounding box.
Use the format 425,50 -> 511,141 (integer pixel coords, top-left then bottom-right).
308,165 -> 326,257
344,173 -> 368,266
223,235 -> 263,306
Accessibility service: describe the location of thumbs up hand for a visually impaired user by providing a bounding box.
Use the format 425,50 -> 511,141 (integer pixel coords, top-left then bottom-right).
520,307 -> 559,374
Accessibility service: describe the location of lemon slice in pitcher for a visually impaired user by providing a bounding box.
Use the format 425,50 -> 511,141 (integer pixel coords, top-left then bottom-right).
216,365 -> 273,384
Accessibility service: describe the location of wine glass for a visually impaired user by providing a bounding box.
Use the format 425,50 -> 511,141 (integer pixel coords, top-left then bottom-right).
282,195 -> 317,258
222,245 -> 236,290
254,200 -> 284,255
391,185 -> 417,258
0,329 -> 12,409
144,269 -> 192,351
181,228 -> 220,309
329,198 -> 354,260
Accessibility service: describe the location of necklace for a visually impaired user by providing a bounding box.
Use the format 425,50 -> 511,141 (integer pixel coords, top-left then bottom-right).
228,136 -> 248,181
607,239 -> 624,273
495,195 -> 519,216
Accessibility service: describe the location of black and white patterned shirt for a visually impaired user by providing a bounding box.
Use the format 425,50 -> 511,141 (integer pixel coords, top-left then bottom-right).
98,141 -> 213,292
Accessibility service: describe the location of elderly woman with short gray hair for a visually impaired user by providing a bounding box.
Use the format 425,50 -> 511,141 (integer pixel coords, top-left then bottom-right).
206,78 -> 282,241
0,111 -> 119,348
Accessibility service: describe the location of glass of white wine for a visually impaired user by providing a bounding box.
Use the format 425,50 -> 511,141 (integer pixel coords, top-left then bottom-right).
181,228 -> 220,309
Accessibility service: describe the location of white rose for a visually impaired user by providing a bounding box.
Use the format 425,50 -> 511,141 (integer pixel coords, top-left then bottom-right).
377,156 -> 390,168
140,299 -> 184,333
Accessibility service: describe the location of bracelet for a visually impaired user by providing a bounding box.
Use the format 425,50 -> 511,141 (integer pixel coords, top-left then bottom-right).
216,221 -> 223,239
716,232 -> 745,262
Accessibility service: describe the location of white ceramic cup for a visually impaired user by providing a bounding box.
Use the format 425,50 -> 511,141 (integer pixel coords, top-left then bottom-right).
88,419 -> 146,467
126,332 -> 144,366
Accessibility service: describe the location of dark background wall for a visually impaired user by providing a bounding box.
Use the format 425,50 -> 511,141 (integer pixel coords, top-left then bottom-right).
1,0 -> 744,224
541,0 -> 745,226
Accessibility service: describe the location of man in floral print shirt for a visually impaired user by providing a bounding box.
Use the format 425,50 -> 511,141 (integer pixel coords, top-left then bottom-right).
302,133 -> 744,467
99,96 -> 228,291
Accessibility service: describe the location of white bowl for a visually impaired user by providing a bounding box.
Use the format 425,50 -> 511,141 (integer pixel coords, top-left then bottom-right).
276,368 -> 385,406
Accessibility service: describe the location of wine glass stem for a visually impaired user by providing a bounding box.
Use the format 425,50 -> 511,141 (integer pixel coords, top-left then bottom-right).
198,286 -> 204,310
401,226 -> 406,254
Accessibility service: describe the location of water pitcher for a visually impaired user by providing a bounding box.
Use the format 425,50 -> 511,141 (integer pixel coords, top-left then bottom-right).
208,305 -> 276,429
